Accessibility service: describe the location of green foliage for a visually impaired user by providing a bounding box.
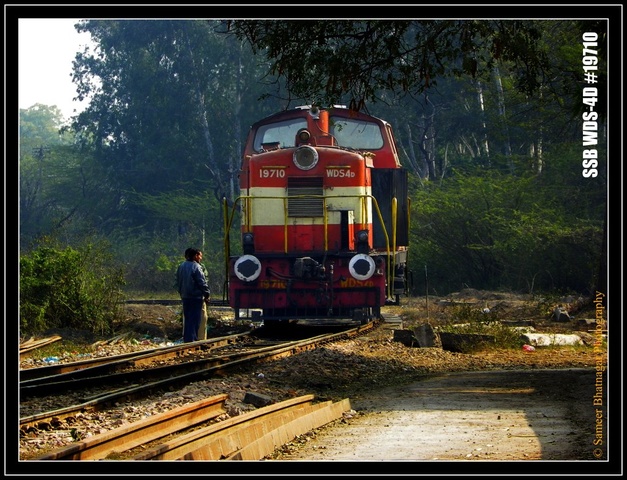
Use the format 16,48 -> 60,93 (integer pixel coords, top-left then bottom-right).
409,169 -> 604,295
109,216 -> 227,297
19,105 -> 117,249
227,20 -> 559,111
20,238 -> 126,336
19,104 -> 70,143
155,253 -> 176,272
71,20 -> 270,207
438,304 -> 523,350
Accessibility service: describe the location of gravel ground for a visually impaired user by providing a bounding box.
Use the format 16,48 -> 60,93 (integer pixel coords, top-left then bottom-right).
17,290 -> 611,469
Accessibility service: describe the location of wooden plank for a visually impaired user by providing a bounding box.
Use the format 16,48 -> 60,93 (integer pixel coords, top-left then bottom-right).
133,395 -> 316,460
20,335 -> 63,355
226,398 -> 352,460
184,402 -> 323,460
33,394 -> 228,460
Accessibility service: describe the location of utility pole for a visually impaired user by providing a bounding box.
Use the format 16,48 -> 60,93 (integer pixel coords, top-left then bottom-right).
31,145 -> 50,191
425,264 -> 429,319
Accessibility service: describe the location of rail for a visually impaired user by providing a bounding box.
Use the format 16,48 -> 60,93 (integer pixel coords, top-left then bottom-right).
33,394 -> 351,461
20,321 -> 375,430
20,331 -> 250,384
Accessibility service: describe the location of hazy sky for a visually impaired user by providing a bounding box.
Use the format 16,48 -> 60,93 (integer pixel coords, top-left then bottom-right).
18,18 -> 93,119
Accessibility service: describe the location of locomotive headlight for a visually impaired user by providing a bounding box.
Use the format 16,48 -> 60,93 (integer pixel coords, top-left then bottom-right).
349,254 -> 376,281
297,128 -> 311,144
293,145 -> 318,170
234,255 -> 262,282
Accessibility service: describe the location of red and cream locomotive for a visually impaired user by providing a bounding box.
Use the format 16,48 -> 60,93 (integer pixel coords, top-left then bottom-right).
223,105 -> 410,325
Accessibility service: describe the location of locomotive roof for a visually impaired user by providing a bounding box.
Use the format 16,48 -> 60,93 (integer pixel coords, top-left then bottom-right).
249,105 -> 391,129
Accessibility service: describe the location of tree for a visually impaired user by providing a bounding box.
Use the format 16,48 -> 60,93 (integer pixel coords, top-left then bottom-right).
19,105 -> 83,245
64,19 -> 287,292
70,20 -> 282,224
410,170 -> 604,295
19,104 -> 68,144
226,20 -> 563,112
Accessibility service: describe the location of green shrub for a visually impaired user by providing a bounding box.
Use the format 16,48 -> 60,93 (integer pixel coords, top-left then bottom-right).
20,239 -> 126,336
438,304 -> 523,350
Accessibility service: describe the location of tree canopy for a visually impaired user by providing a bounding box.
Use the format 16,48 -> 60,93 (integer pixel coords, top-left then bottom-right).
18,18 -> 608,296
225,19 -> 606,120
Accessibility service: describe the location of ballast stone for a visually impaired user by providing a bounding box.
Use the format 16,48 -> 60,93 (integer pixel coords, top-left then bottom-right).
244,391 -> 273,408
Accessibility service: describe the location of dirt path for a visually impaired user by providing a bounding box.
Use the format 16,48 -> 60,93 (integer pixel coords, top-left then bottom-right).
272,368 -> 604,463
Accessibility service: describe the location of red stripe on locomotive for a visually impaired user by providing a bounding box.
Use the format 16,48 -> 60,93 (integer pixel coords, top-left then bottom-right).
228,257 -> 387,310
245,148 -> 370,189
241,224 -> 356,253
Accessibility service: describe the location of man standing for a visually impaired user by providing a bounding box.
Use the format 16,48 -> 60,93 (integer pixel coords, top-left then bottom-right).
194,249 -> 210,340
176,248 -> 210,342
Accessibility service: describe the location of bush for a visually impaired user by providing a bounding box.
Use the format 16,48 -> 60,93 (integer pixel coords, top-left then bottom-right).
437,304 -> 523,350
20,239 -> 126,336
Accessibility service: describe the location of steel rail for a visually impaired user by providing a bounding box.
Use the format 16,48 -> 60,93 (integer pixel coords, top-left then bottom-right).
20,321 -> 374,430
20,332 -> 316,398
20,331 -> 252,384
133,395 -> 352,461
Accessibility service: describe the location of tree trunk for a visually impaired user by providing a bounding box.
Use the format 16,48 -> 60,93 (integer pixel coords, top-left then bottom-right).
493,64 -> 514,173
474,79 -> 491,164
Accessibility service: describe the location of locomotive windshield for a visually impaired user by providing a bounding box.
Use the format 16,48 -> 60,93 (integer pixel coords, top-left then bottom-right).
253,115 -> 386,152
329,117 -> 384,150
253,118 -> 308,152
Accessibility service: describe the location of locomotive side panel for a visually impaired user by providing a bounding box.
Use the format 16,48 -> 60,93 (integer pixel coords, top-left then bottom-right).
371,168 -> 410,249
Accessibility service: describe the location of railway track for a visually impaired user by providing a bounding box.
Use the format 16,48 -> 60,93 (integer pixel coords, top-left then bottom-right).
32,393 -> 352,461
20,330 -> 254,389
20,321 -> 376,432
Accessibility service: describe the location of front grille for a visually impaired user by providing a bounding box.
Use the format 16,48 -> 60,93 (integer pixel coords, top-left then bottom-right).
287,177 -> 323,217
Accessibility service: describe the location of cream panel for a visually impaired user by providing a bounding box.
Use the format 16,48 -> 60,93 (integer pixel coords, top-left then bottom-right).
244,186 -> 373,226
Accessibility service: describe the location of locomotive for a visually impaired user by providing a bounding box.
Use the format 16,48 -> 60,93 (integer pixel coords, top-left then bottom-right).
223,105 -> 410,325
